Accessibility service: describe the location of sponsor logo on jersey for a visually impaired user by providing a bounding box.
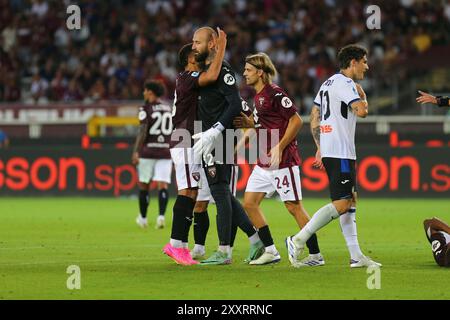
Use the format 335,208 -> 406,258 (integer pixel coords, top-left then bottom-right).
432,240 -> 441,252
224,73 -> 235,85
191,71 -> 199,77
320,125 -> 333,133
138,110 -> 147,121
281,96 -> 293,108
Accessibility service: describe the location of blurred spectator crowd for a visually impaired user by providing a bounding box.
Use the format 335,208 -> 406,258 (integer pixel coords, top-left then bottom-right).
1,0 -> 449,114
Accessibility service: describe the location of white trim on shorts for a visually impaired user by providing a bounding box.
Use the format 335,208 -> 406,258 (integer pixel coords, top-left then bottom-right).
245,165 -> 302,202
197,165 -> 239,202
170,148 -> 202,191
137,158 -> 172,184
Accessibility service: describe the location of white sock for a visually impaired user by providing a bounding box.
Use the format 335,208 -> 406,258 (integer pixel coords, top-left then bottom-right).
170,239 -> 182,248
293,203 -> 339,245
229,247 -> 233,258
193,244 -> 205,254
340,207 -> 363,260
182,242 -> 188,249
249,232 -> 260,245
265,244 -> 278,255
218,245 -> 231,256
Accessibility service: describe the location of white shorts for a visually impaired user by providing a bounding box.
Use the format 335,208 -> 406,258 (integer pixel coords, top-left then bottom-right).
170,148 -> 202,190
137,158 -> 172,184
197,165 -> 239,202
245,165 -> 302,202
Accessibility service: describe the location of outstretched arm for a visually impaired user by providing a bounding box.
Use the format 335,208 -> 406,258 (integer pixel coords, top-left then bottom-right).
416,90 -> 450,107
198,28 -> 227,87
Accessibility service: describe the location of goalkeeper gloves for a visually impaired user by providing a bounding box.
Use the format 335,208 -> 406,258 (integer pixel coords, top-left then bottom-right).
192,122 -> 224,161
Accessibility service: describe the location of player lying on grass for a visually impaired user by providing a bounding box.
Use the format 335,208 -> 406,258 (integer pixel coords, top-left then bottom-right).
132,81 -> 172,229
233,53 -> 324,267
286,44 -> 382,268
423,217 -> 450,267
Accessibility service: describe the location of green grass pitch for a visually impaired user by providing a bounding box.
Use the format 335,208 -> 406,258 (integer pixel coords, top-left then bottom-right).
0,197 -> 449,300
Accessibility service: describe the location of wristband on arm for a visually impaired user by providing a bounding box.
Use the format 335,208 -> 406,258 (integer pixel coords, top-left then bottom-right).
436,96 -> 449,107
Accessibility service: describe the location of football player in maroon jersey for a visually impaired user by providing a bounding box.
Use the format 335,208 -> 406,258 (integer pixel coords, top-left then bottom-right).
423,217 -> 450,267
234,52 -> 324,266
132,81 -> 173,229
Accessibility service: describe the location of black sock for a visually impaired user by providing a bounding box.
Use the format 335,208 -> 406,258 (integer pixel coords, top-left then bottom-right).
230,196 -> 257,238
171,195 -> 195,241
210,183 -> 233,246
257,225 -> 274,247
230,222 -> 238,248
158,189 -> 169,216
193,211 -> 209,246
138,190 -> 149,218
306,233 -> 320,255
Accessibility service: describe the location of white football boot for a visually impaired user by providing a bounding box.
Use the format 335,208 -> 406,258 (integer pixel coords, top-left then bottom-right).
136,215 -> 148,228
155,215 -> 165,229
350,255 -> 382,268
293,254 -> 325,268
249,251 -> 281,265
285,236 -> 304,265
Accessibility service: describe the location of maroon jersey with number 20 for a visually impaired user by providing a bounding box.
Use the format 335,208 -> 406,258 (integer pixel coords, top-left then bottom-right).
138,101 -> 173,159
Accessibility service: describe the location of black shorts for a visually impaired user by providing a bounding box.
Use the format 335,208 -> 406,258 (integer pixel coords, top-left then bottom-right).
322,157 -> 357,201
203,163 -> 232,186
430,232 -> 450,267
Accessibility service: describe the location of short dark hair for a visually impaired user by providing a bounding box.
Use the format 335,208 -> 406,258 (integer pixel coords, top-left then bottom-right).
178,43 -> 193,69
338,44 -> 368,69
144,80 -> 165,97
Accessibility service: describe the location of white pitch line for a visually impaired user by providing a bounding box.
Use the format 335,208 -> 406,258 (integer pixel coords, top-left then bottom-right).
0,256 -> 158,267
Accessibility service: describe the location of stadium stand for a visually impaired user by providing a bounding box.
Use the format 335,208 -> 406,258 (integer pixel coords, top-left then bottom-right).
1,0 -> 449,116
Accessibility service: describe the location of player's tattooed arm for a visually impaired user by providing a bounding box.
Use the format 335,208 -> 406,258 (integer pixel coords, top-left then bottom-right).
351,83 -> 369,118
198,27 -> 227,86
310,105 -> 321,148
132,123 -> 147,165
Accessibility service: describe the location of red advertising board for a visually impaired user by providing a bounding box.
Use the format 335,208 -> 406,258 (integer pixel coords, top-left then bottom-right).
0,146 -> 448,197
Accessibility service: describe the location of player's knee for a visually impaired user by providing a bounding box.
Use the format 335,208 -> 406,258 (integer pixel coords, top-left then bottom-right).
333,200 -> 352,214
194,201 -> 208,212
179,188 -> 198,200
210,183 -> 231,197
243,200 -> 258,213
284,201 -> 301,214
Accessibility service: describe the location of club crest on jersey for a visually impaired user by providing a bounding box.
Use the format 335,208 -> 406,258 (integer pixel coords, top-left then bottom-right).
224,73 -> 235,85
281,96 -> 293,108
207,166 -> 217,178
138,110 -> 147,120
192,172 -> 200,182
259,97 -> 265,106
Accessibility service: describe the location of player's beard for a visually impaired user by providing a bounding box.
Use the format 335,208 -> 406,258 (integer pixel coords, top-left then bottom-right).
194,50 -> 209,63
